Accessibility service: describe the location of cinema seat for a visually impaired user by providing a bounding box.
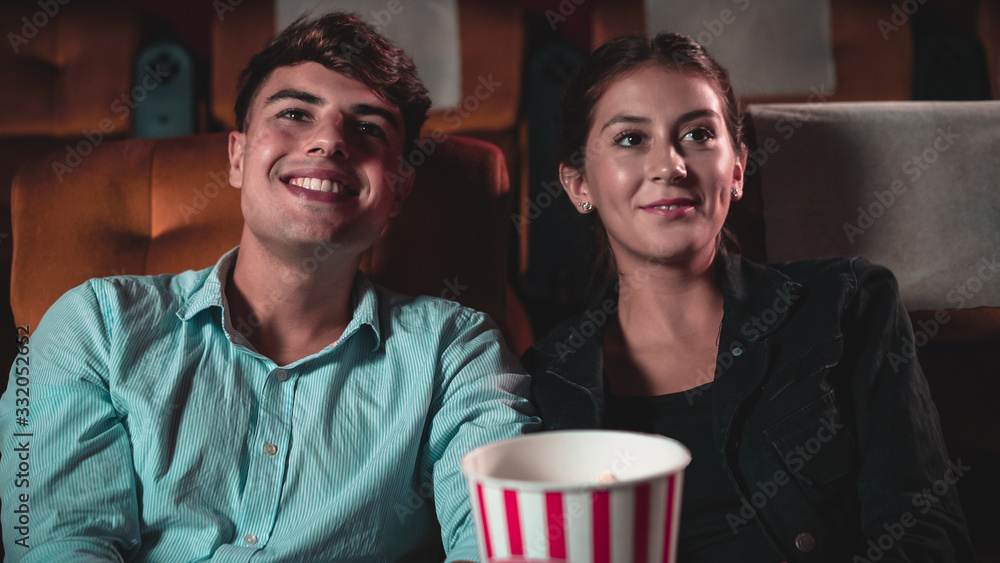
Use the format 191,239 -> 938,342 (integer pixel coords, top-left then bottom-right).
747,100 -> 1000,562
589,0 -> 915,103
0,0 -> 142,375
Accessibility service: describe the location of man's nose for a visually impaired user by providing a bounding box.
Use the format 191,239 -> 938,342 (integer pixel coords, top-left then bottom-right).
307,118 -> 349,159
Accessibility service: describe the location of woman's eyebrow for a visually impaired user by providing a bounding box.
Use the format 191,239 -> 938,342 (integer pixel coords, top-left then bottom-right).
600,115 -> 650,133
677,109 -> 722,124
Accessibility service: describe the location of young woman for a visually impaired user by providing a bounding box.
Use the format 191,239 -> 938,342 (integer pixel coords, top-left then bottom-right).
521,33 -> 974,562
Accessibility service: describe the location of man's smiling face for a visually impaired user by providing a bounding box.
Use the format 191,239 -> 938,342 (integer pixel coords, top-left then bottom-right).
228,61 -> 411,259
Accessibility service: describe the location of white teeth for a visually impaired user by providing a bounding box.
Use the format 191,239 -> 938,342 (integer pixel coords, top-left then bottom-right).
654,204 -> 681,210
289,177 -> 349,193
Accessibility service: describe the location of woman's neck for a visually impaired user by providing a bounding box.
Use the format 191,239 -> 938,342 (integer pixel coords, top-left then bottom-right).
614,249 -> 724,344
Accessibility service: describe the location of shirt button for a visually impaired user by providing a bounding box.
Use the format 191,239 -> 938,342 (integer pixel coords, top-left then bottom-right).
732,346 -> 744,356
244,533 -> 258,546
263,442 -> 277,456
795,532 -> 816,552
275,369 -> 288,382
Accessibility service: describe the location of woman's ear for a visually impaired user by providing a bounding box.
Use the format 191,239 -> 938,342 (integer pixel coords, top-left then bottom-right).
731,150 -> 747,200
559,163 -> 593,212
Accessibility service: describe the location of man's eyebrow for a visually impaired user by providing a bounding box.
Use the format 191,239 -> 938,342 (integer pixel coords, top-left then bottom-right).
264,89 -> 325,107
350,103 -> 399,131
600,115 -> 649,133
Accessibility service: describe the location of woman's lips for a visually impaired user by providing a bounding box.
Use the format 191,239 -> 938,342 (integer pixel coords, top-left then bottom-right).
641,198 -> 696,218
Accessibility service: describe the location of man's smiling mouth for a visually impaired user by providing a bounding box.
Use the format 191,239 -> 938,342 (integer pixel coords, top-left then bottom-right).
285,176 -> 360,196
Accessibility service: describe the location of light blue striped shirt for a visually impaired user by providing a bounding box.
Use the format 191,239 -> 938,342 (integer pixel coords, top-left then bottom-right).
0,248 -> 538,562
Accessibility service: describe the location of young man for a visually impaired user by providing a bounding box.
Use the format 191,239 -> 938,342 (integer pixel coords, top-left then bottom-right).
0,14 -> 536,562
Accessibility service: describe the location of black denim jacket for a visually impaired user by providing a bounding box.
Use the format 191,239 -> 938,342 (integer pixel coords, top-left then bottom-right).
521,252 -> 974,562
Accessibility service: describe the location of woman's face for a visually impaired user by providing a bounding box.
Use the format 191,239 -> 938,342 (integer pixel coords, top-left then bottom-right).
562,65 -> 744,274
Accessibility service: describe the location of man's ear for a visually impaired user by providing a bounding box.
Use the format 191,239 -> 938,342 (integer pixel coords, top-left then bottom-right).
559,163 -> 591,211
388,172 -> 414,217
228,131 -> 246,189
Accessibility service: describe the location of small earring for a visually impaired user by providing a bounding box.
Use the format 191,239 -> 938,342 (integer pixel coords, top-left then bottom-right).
577,201 -> 593,212
730,187 -> 739,198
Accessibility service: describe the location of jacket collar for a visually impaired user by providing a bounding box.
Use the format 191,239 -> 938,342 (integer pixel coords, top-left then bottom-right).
718,251 -> 802,342
526,251 -> 803,428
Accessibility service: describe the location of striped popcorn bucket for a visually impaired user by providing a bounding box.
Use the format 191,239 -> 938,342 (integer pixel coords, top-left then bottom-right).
462,430 -> 691,563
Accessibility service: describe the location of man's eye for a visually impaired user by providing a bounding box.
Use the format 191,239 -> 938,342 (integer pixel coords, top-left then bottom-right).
276,109 -> 308,121
683,127 -> 716,142
613,132 -> 643,147
358,121 -> 387,140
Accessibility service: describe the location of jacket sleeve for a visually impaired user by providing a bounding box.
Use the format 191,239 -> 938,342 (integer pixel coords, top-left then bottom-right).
844,259 -> 975,562
0,282 -> 140,562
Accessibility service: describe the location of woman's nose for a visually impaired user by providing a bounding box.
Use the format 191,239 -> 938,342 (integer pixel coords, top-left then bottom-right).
649,142 -> 686,184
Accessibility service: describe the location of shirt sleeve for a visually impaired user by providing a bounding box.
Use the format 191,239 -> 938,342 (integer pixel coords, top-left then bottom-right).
0,281 -> 140,562
424,308 -> 541,562
845,259 -> 976,562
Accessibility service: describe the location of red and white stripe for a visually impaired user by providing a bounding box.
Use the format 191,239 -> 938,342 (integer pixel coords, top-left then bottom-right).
472,474 -> 683,563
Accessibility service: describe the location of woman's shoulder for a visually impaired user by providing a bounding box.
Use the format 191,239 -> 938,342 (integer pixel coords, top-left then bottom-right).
746,255 -> 899,299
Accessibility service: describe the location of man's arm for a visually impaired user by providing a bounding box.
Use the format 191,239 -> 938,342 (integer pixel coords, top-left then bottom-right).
424,308 -> 540,562
1,282 -> 141,562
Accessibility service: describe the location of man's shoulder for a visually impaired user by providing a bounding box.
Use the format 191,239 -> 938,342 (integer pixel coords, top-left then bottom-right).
90,266 -> 215,308
375,283 -> 489,326
42,266 -> 217,330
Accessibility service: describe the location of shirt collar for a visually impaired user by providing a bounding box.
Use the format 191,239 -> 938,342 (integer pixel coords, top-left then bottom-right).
176,246 -> 384,351
176,246 -> 237,321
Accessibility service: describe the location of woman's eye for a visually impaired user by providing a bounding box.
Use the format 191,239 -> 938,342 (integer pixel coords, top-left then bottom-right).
683,127 -> 715,142
276,109 -> 308,121
614,132 -> 643,147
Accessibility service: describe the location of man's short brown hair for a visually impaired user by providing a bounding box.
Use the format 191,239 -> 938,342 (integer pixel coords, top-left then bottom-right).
234,12 -> 431,157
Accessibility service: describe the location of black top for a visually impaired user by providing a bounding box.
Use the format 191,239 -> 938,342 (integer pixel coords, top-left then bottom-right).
605,381 -> 784,562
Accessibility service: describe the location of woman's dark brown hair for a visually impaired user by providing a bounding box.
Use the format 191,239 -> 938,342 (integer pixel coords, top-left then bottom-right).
234,12 -> 431,158
559,33 -> 746,281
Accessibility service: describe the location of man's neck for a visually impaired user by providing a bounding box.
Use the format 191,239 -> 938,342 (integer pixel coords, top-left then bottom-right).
226,237 -> 360,365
